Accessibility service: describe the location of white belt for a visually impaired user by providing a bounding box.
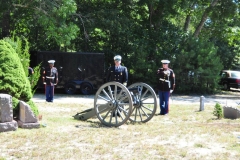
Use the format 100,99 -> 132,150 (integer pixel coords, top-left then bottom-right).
46,76 -> 55,79
159,78 -> 170,82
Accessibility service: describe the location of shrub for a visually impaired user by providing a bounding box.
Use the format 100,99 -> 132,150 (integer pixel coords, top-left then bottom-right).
0,39 -> 38,116
213,103 -> 223,119
0,40 -> 32,100
29,63 -> 42,94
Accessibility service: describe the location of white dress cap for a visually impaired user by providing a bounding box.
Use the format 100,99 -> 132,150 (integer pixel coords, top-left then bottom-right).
48,60 -> 55,64
161,60 -> 170,63
114,55 -> 122,61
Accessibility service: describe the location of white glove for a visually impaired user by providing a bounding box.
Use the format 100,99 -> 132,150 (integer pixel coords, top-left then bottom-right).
170,90 -> 173,93
123,82 -> 127,86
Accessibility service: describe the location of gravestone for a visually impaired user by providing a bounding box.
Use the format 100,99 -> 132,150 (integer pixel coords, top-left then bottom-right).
17,101 -> 40,128
223,106 -> 240,119
0,94 -> 18,132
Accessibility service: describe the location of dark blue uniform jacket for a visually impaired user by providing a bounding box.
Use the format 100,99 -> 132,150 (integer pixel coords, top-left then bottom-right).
106,65 -> 128,84
156,68 -> 175,91
43,67 -> 58,85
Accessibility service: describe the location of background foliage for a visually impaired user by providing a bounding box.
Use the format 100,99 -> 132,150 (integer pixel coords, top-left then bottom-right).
0,0 -> 240,94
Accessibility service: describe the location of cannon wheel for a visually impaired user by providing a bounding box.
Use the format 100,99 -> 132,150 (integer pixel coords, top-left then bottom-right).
127,82 -> 157,123
94,82 -> 133,127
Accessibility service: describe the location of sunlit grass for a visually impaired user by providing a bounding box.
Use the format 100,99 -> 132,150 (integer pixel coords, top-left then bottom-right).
0,101 -> 240,160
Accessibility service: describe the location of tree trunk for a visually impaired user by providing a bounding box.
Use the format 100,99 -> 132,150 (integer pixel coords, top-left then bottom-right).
147,3 -> 164,30
183,3 -> 196,32
193,0 -> 219,37
184,15 -> 191,31
1,10 -> 11,38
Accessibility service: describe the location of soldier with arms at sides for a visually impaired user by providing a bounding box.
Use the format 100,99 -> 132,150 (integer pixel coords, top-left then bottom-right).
106,55 -> 128,86
156,60 -> 175,115
106,55 -> 128,117
42,60 -> 58,102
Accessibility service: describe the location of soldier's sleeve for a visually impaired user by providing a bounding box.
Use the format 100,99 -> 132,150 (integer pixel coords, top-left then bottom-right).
55,68 -> 58,84
157,68 -> 162,75
171,70 -> 175,90
106,67 -> 111,82
42,68 -> 46,83
124,67 -> 128,83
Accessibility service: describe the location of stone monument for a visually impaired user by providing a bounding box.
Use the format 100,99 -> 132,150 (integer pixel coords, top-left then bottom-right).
17,101 -> 40,129
0,94 -> 18,132
223,106 -> 240,119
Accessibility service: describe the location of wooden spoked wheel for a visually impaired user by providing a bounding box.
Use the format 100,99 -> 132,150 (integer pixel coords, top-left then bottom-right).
94,82 -> 133,127
127,83 -> 157,123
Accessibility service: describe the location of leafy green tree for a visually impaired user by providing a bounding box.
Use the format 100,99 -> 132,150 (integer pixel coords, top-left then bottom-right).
1,0 -> 239,93
0,0 -> 79,50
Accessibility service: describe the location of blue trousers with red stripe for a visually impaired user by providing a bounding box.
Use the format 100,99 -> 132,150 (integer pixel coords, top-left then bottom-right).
158,91 -> 170,115
46,85 -> 54,102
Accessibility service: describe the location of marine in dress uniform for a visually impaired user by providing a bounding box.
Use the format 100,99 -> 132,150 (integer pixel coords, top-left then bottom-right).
106,55 -> 128,86
42,60 -> 58,102
156,60 -> 175,115
106,55 -> 128,117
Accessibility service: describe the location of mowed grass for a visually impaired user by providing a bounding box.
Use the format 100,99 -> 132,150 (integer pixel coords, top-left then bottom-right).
0,101 -> 240,160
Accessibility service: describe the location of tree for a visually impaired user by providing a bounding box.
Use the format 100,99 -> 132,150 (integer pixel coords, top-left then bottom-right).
174,37 -> 223,93
1,0 -> 239,93
0,0 -> 80,50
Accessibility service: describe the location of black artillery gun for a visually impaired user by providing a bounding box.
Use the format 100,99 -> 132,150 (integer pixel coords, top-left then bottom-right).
73,82 -> 157,127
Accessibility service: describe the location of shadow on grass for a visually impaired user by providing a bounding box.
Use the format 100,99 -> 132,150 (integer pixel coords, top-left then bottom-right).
74,119 -> 115,129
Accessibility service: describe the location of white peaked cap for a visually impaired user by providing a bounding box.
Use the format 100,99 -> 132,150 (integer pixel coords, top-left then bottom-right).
48,60 -> 55,64
161,60 -> 170,63
114,55 -> 122,61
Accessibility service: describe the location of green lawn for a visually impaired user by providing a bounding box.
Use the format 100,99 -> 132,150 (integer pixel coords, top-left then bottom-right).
0,102 -> 240,160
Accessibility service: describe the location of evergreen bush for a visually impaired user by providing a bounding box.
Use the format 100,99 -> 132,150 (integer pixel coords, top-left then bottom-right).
29,63 -> 42,94
0,39 -> 38,116
213,103 -> 223,119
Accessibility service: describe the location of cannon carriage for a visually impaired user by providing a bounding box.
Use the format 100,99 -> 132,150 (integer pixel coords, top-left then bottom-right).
74,82 -> 157,127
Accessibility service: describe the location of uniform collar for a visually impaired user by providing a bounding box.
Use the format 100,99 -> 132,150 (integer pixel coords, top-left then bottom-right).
115,65 -> 121,68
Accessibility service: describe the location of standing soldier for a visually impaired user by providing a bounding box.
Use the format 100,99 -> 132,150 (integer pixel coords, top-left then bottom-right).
156,60 -> 175,115
42,60 -> 58,102
106,55 -> 128,86
106,55 -> 128,117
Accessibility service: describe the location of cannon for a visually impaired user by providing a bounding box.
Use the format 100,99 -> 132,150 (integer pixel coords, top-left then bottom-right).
73,82 -> 157,127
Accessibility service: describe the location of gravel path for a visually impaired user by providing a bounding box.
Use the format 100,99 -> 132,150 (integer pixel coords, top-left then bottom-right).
32,90 -> 240,106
